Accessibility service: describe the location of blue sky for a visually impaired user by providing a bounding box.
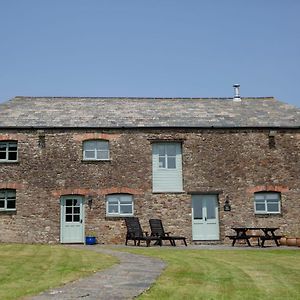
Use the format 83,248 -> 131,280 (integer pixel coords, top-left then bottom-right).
0,1 -> 299,107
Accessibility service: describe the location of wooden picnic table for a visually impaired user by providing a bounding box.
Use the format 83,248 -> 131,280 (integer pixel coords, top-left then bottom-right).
227,227 -> 281,247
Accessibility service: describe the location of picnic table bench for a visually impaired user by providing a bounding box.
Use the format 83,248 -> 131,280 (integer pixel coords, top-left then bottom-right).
227,227 -> 281,247
259,228 -> 282,247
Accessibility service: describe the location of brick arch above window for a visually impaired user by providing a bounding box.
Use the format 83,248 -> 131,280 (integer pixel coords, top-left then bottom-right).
0,134 -> 22,141
73,133 -> 121,142
52,188 -> 91,197
247,185 -> 289,194
100,187 -> 143,195
0,182 -> 26,190
52,187 -> 143,197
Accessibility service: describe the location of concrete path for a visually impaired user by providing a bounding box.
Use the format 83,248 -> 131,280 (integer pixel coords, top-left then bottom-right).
30,245 -> 166,300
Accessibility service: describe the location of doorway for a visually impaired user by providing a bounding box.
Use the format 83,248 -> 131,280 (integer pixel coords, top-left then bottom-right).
192,194 -> 219,240
60,195 -> 84,243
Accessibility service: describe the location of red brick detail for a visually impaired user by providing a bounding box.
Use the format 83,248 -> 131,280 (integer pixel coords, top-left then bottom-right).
52,188 -> 91,197
247,185 -> 289,194
100,187 -> 143,195
52,187 -> 143,197
73,133 -> 121,142
0,182 -> 26,190
0,134 -> 21,141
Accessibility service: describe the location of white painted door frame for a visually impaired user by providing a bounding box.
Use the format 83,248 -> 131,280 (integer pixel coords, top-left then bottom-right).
192,194 -> 220,240
60,195 -> 85,243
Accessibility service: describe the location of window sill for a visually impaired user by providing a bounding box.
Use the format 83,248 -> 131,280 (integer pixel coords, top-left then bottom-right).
255,213 -> 281,217
81,159 -> 111,163
105,215 -> 134,220
152,191 -> 185,194
106,214 -> 133,217
0,210 -> 17,215
0,161 -> 19,165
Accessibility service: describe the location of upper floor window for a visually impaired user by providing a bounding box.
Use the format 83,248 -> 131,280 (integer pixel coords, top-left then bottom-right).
0,141 -> 18,162
152,142 -> 183,192
158,144 -> 177,169
83,140 -> 109,161
106,194 -> 133,217
254,192 -> 281,214
0,189 -> 16,211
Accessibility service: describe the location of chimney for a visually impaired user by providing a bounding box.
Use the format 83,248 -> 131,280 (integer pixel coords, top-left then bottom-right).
233,84 -> 241,102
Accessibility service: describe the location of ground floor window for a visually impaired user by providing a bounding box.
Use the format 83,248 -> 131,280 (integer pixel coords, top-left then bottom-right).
254,192 -> 281,214
0,189 -> 16,211
106,194 -> 133,216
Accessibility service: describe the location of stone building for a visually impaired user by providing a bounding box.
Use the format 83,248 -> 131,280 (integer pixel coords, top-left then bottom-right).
0,95 -> 299,244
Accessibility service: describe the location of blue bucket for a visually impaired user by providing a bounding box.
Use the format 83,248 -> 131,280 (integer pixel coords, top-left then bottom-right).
85,236 -> 97,245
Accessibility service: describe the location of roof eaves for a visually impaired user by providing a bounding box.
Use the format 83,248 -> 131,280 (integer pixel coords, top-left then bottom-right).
0,125 -> 299,130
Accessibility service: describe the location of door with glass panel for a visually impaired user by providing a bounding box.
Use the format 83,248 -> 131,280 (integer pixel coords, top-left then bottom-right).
60,196 -> 84,243
192,194 -> 219,240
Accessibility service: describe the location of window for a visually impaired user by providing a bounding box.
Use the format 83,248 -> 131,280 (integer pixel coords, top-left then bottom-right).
158,144 -> 177,169
0,190 -> 16,211
254,192 -> 281,214
152,142 -> 183,192
64,198 -> 81,222
106,194 -> 133,216
83,140 -> 109,160
0,141 -> 18,162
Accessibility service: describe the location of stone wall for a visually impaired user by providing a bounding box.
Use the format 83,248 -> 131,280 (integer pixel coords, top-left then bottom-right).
0,128 -> 299,244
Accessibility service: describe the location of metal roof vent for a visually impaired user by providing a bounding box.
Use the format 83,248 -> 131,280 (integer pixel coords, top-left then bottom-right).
233,84 -> 241,102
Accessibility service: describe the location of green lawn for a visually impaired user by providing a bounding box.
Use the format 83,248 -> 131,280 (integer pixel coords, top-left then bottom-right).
0,244 -> 117,300
2,244 -> 299,300
123,248 -> 300,300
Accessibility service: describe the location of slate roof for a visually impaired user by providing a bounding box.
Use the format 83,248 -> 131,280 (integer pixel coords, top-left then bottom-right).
0,96 -> 299,128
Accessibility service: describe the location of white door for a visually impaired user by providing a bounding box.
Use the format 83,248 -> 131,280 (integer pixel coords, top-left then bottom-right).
192,194 -> 219,240
60,196 -> 84,243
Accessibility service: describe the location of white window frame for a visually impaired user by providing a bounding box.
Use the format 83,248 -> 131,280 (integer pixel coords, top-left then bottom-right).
0,141 -> 18,162
106,194 -> 133,217
83,140 -> 109,161
254,192 -> 281,214
157,143 -> 177,169
0,189 -> 16,211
